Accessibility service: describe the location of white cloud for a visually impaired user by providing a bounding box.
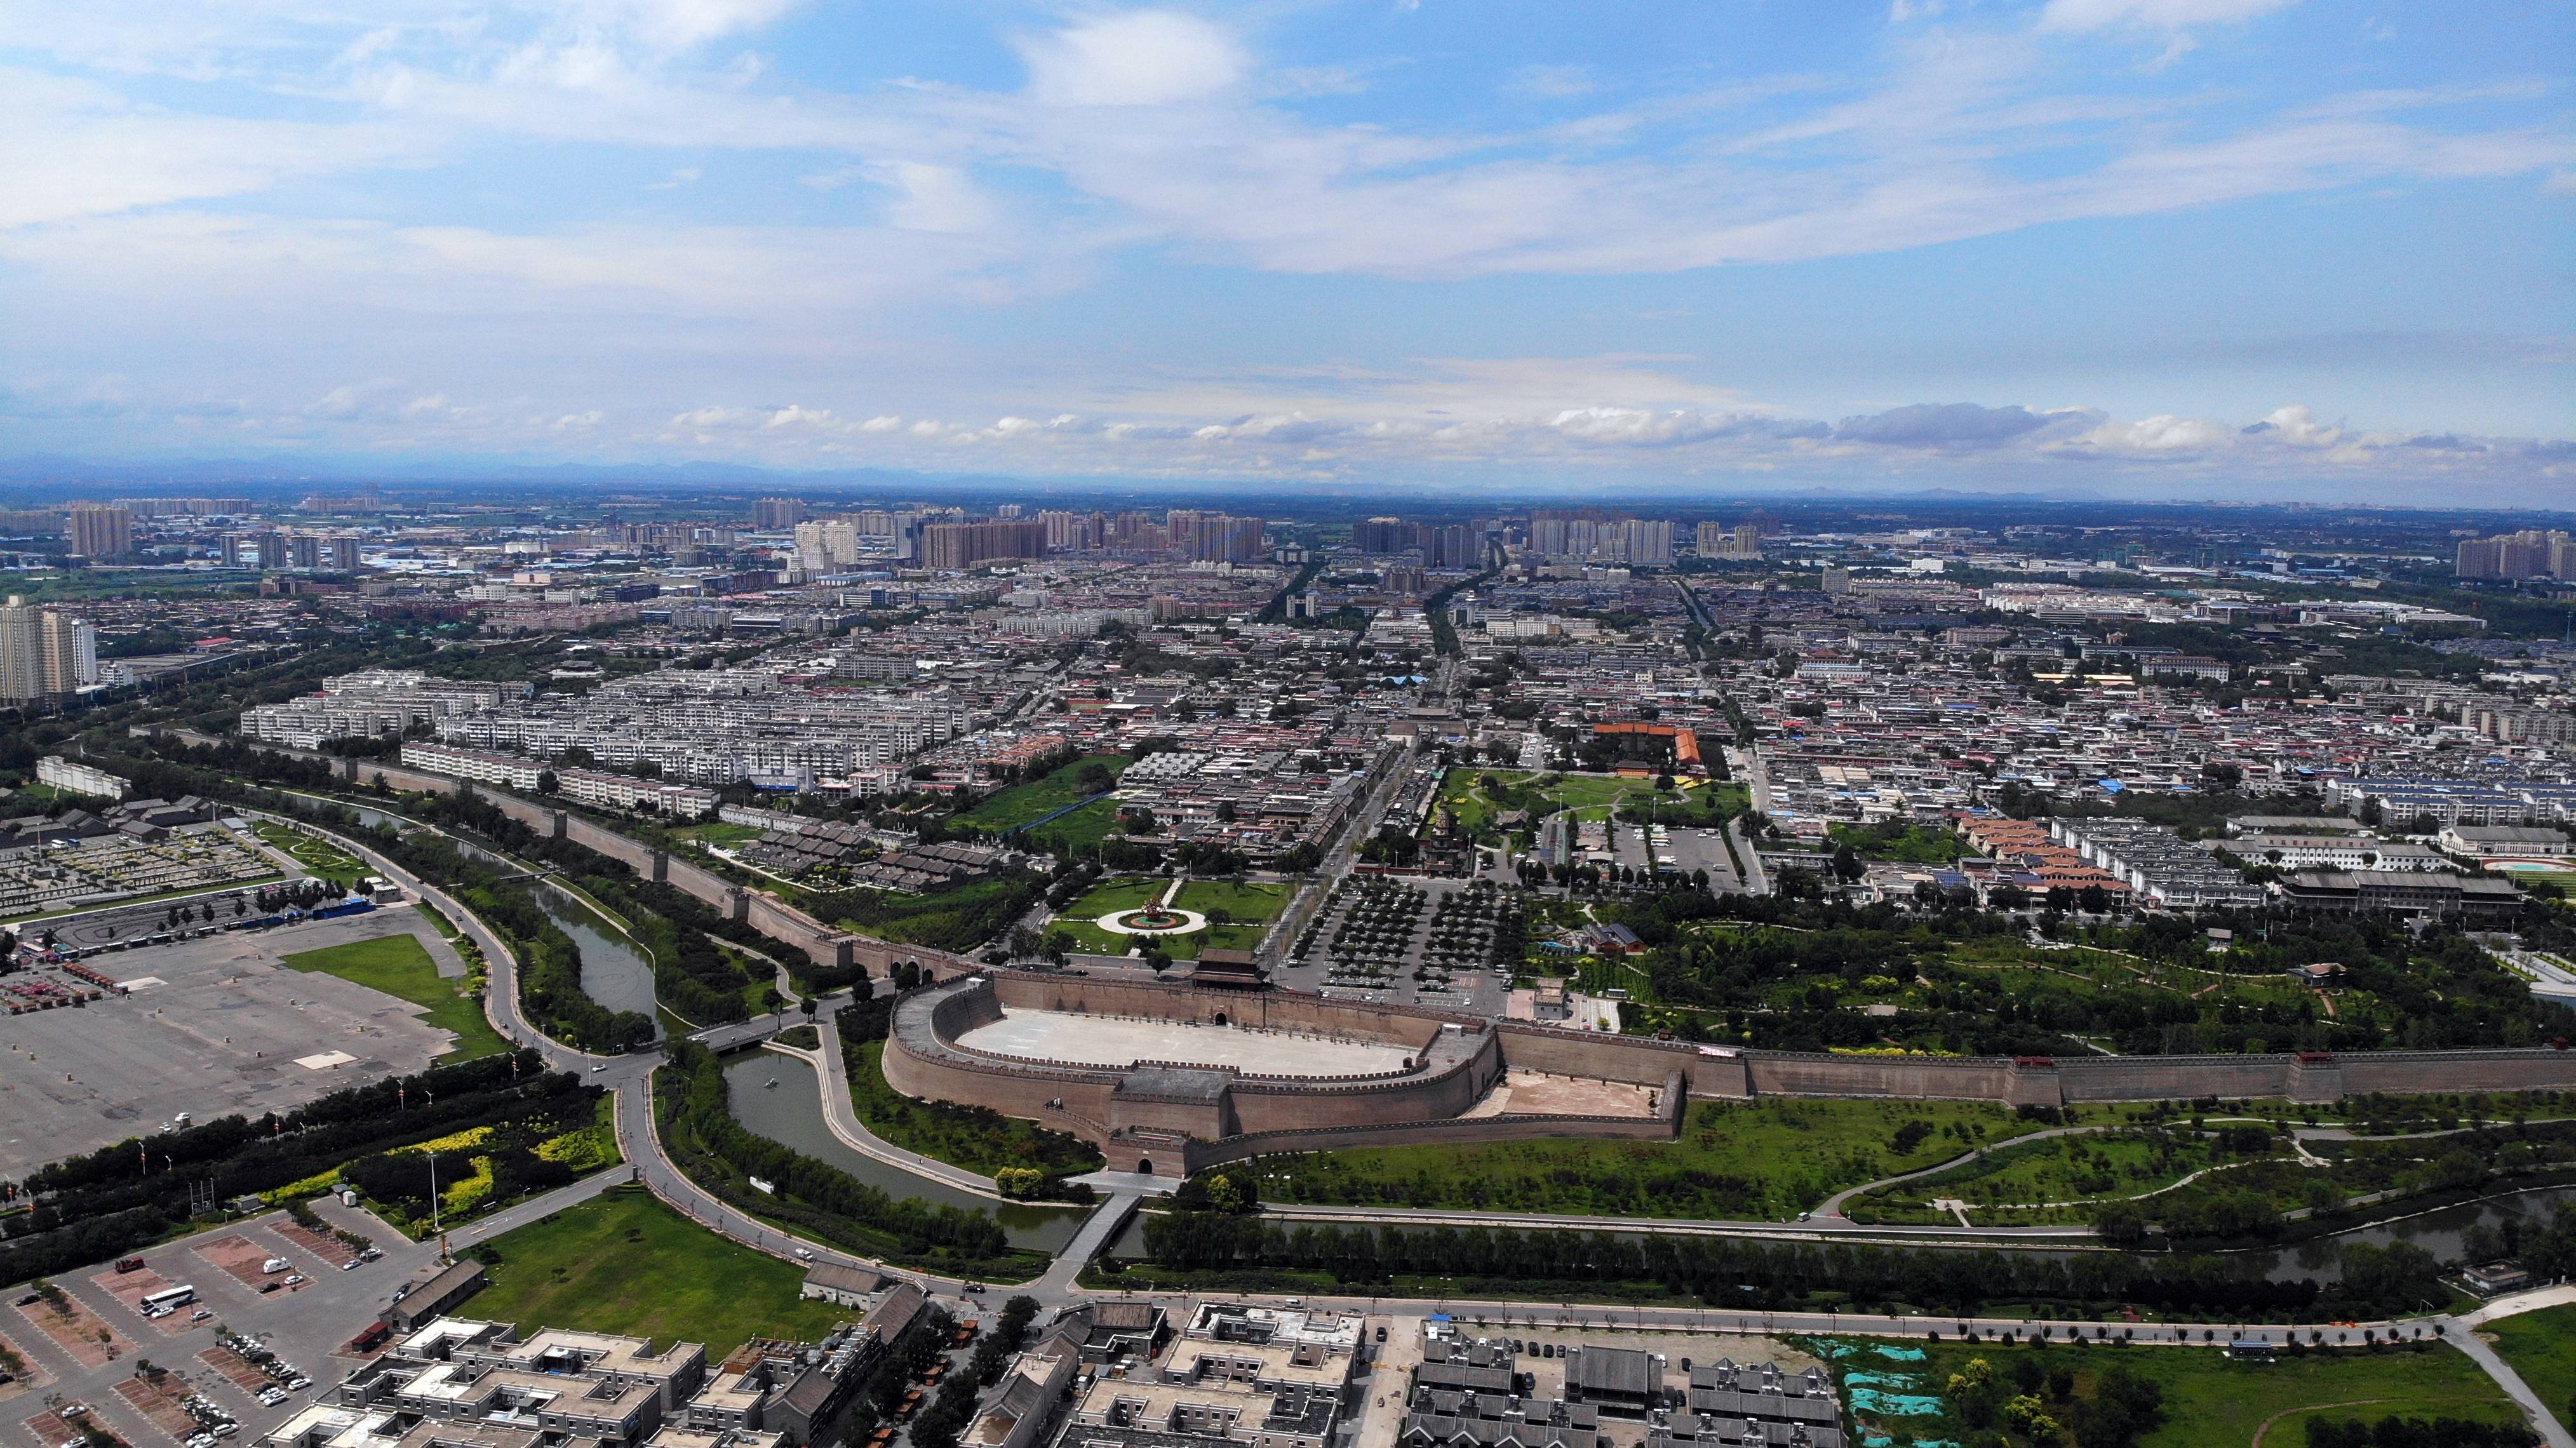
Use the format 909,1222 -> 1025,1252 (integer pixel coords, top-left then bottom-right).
2037,0 -> 2300,32
2241,403 -> 2343,446
0,67 -> 427,228
2070,413 -> 2231,452
1016,11 -> 1245,108
608,0 -> 807,53
1505,65 -> 1594,100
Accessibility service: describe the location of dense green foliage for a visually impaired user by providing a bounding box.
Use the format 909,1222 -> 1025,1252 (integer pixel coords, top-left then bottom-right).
2304,1417 -> 2537,1447
1138,1205 -> 2576,1318
1616,886 -> 2574,1057
461,880 -> 658,1050
804,874 -> 1045,953
1139,1210 -> 2344,1315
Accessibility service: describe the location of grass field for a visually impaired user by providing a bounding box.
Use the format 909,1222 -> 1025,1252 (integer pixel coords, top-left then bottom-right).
1047,876 -> 1175,955
1020,797 -> 1124,855
1848,1127 -> 2244,1226
1433,770 -> 1668,838
253,822 -> 369,885
1846,1336 -> 2525,1448
847,1039 -> 1103,1180
464,1187 -> 852,1357
1255,1097 -> 2030,1219
1828,820 -> 1968,864
279,928 -> 508,1061
2484,1303 -> 2576,1435
1047,876 -> 1284,960
955,754 -> 1130,835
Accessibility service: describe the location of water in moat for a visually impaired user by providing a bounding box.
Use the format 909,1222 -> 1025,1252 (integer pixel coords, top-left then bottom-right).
532,884 -> 662,1032
721,1050 -> 1085,1252
2251,1184 -> 2576,1285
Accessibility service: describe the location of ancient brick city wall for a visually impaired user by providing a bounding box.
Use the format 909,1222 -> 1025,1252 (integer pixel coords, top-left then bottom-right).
882,980 -> 1124,1138
1494,1023 -> 1724,1092
1225,1031 -> 1502,1134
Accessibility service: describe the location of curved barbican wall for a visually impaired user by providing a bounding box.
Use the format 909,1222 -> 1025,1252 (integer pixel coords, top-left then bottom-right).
885,979 -> 1127,1134
1224,1031 -> 1501,1134
885,975 -> 1513,1159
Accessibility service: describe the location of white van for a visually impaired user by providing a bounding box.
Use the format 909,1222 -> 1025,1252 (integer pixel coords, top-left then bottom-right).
261,1257 -> 290,1274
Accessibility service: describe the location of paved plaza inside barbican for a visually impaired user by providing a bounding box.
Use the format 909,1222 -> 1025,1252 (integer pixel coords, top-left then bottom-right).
951,1007 -> 1414,1077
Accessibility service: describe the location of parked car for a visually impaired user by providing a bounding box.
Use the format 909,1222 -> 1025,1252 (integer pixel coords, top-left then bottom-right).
280,1275 -> 305,1287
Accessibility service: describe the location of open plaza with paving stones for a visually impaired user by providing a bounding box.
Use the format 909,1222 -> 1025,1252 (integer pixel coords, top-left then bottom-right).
0,908 -> 471,1179
953,1007 -> 1412,1076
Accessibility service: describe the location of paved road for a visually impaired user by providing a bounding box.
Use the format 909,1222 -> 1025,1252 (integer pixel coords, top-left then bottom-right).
1257,1202 -> 2097,1243
796,996 -> 1009,1199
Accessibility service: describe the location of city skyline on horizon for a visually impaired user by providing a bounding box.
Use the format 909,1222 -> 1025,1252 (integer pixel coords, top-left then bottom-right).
3,0 -> 2570,504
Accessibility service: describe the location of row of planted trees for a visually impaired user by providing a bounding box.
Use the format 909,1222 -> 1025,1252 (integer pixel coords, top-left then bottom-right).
1132,1199 -> 2537,1320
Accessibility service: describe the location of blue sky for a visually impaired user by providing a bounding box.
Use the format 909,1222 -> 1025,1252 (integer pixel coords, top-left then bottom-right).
1,0 -> 2570,500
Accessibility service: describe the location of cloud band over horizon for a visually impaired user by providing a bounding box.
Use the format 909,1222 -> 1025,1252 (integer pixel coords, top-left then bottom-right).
0,0 -> 2567,502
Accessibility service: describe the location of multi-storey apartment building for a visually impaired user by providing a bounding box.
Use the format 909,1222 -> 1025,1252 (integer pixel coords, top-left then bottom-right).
0,594 -> 100,703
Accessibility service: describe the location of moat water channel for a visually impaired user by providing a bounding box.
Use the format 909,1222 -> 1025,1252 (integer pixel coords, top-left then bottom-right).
721,1050 -> 1086,1252
530,883 -> 662,1030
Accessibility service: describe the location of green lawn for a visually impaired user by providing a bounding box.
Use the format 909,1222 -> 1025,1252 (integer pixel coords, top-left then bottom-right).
1848,1127 -> 2250,1226
1045,876 -> 1280,960
1828,820 -> 1968,864
2485,1303 -> 2576,1435
1019,798 -> 1124,855
1064,876 -> 1172,915
1047,876 -> 1174,955
1254,1097 -> 2029,1220
847,1039 -> 1103,1180
464,1187 -> 853,1357
253,821 -> 369,885
1174,878 -> 1288,923
955,754 -> 1130,834
1849,1336 -> 2525,1448
1433,770 -> 1668,839
280,928 -> 509,1061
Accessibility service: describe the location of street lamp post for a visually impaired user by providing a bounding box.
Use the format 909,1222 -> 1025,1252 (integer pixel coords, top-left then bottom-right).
429,1153 -> 442,1237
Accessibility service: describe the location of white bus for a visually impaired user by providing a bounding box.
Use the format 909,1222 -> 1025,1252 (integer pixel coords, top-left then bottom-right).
140,1285 -> 196,1312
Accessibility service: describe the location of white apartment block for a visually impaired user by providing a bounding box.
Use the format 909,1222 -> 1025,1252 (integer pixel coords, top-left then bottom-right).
401,741 -> 720,819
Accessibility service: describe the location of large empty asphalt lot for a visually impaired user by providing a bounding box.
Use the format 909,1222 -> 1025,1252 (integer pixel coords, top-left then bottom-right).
0,908 -> 470,1180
